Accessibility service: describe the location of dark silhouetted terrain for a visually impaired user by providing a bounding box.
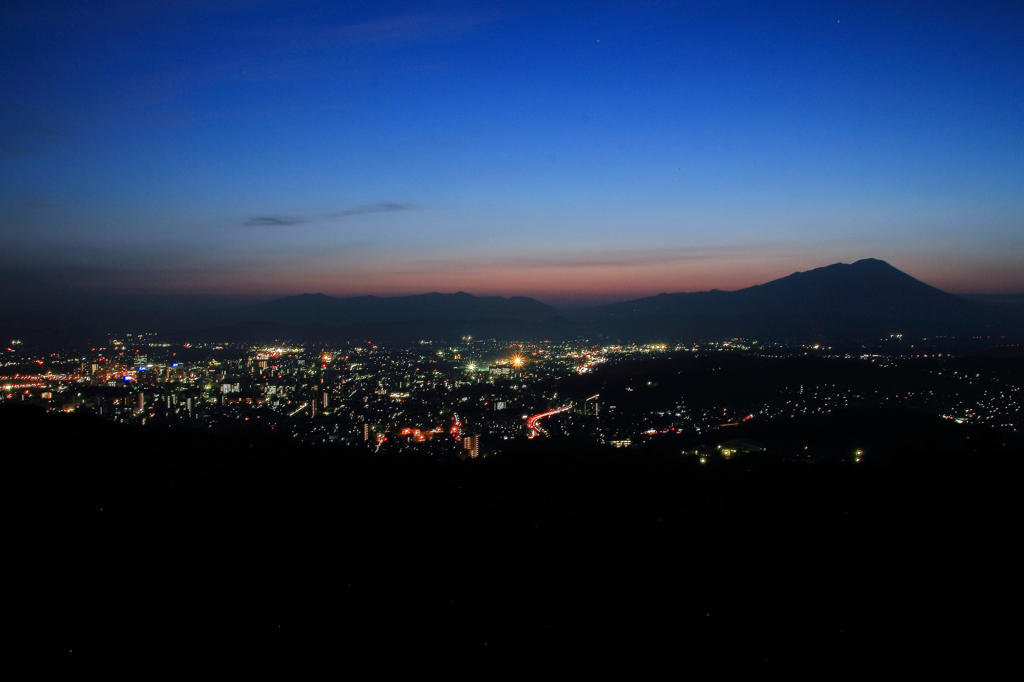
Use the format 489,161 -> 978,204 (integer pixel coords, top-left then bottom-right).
960,294 -> 1024,312
580,259 -> 971,319
11,404 -> 1016,666
2,259 -> 1021,345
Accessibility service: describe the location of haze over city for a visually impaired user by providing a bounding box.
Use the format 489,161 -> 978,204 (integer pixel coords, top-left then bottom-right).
2,1 -> 1021,313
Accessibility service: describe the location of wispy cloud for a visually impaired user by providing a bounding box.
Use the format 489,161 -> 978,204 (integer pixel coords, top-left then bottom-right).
243,203 -> 413,227
243,216 -> 308,227
327,202 -> 413,218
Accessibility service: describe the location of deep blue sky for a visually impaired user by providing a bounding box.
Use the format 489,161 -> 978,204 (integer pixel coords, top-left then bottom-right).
1,0 -> 1021,309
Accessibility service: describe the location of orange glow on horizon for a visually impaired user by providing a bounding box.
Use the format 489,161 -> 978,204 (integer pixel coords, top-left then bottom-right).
50,252 -> 1021,306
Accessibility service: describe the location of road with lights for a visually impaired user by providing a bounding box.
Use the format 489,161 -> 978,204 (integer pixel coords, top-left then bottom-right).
526,404 -> 573,436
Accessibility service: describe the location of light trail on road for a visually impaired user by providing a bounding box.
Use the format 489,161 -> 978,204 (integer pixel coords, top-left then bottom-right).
526,404 -> 572,436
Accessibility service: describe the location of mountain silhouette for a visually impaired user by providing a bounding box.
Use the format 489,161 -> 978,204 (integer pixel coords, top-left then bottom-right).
175,259 -> 1021,344
222,291 -> 558,326
1,259 -> 1019,343
578,259 -> 980,321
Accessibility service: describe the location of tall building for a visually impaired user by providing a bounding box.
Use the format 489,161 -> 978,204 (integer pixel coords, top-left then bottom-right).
462,434 -> 480,458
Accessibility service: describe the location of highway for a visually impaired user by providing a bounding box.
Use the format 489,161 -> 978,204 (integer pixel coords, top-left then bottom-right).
526,404 -> 572,436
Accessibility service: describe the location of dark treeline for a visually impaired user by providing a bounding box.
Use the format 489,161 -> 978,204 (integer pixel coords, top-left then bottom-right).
11,405 -> 1017,667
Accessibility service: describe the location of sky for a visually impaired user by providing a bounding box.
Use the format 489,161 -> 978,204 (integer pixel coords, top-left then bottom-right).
1,0 -> 1021,311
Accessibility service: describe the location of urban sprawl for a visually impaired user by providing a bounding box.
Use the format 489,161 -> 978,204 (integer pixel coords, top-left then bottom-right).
3,334 -> 1019,459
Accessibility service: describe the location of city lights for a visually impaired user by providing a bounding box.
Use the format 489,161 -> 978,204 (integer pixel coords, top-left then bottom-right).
2,333 -> 1018,454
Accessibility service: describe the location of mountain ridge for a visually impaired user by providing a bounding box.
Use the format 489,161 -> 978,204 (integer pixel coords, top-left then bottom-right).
166,258 -> 1021,343
1,259 -> 1020,342
575,259 -> 973,320
229,290 -> 559,326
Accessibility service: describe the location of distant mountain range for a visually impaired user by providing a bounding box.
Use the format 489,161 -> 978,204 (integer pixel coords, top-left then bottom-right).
958,294 -> 1024,312
577,258 -> 978,321
2,259 -> 1021,344
229,291 -> 557,326
0,291 -> 559,335
208,258 -> 1014,330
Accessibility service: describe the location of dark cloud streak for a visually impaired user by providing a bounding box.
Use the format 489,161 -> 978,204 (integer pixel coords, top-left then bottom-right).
243,216 -> 308,227
326,202 -> 413,218
244,203 -> 413,227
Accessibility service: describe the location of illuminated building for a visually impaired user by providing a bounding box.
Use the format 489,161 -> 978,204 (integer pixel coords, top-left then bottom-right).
721,439 -> 764,455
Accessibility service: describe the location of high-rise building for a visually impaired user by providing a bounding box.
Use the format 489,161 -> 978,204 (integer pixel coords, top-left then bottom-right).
462,434 -> 481,458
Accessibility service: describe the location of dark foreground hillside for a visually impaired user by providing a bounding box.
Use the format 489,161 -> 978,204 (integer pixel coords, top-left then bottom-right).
9,406 -> 1016,669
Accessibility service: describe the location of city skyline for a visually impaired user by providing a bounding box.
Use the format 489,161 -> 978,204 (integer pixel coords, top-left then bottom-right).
2,1 -> 1021,312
